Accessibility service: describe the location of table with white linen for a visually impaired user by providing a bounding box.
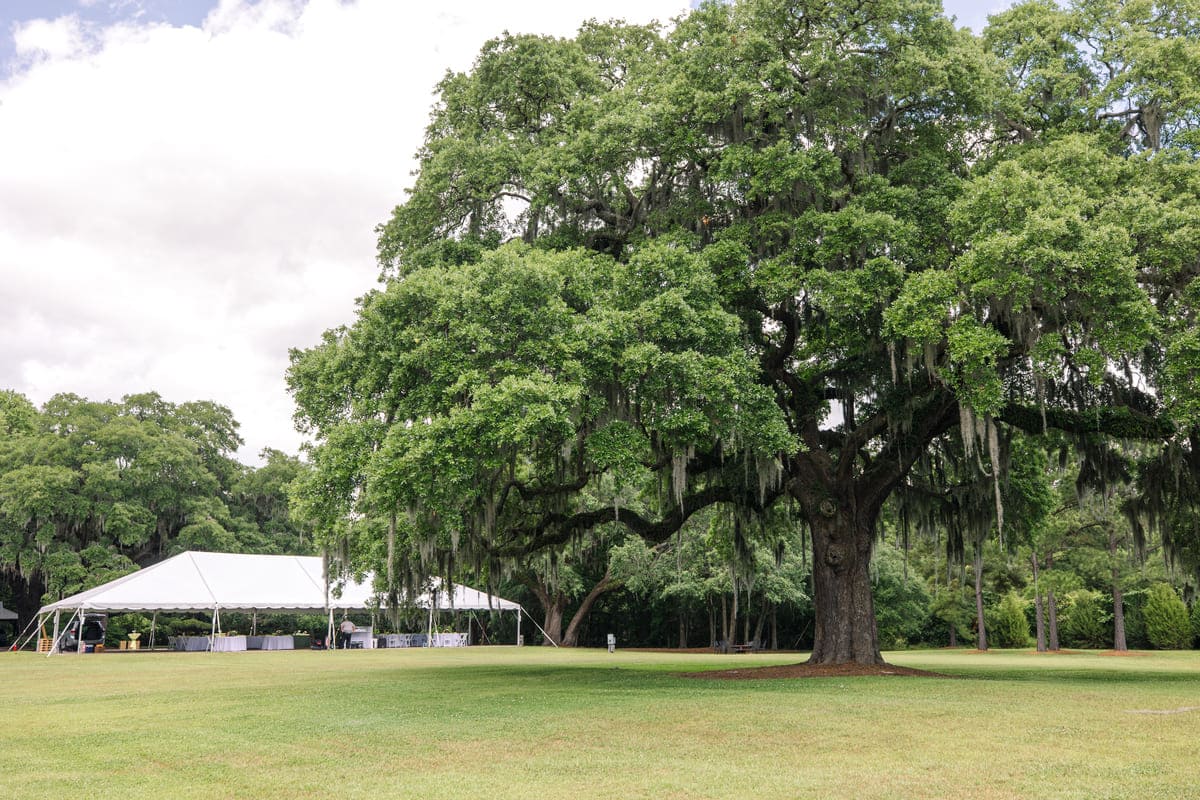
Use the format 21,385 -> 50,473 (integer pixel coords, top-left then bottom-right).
247,635 -> 294,651
347,628 -> 374,649
210,635 -> 247,652
174,636 -> 212,652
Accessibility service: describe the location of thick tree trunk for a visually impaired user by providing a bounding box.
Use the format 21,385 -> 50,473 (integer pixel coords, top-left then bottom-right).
2,571 -> 45,630
561,570 -> 615,647
1112,585 -> 1127,651
678,612 -> 687,649
719,595 -> 729,653
1034,591 -> 1046,652
1109,528 -> 1127,652
948,624 -> 957,648
743,599 -> 751,644
1047,589 -> 1060,651
724,583 -> 739,651
973,541 -> 988,651
542,598 -> 564,646
752,597 -> 768,647
1032,553 -> 1046,652
807,511 -> 883,665
523,579 -> 564,646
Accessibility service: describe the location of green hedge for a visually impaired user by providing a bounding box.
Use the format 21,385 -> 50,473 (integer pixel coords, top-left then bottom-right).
1144,584 -> 1192,650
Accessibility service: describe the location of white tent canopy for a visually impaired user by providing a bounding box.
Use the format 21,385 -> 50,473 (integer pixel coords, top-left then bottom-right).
38,551 -> 521,615
0,602 -> 16,621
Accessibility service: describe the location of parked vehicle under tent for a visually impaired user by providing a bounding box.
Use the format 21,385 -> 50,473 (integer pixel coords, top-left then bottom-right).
28,550 -> 532,655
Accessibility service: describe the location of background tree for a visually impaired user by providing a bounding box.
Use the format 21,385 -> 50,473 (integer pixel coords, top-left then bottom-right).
0,391 -> 309,623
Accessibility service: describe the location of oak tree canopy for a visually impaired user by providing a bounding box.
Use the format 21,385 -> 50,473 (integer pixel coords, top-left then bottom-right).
289,0 -> 1200,664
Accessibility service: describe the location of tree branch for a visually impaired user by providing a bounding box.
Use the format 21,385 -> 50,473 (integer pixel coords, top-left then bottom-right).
1000,404 -> 1174,441
488,483 -> 781,557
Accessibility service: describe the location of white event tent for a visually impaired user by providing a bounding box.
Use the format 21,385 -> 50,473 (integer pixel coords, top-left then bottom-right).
0,602 -> 16,622
36,551 -> 526,655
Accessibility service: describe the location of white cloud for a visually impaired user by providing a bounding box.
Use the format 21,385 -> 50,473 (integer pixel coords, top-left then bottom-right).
0,0 -> 690,464
12,15 -> 92,61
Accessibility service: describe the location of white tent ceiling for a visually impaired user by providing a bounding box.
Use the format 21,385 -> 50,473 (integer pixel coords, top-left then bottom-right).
38,551 -> 521,615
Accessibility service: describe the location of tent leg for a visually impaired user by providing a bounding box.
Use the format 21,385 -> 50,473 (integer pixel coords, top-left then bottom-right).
516,608 -> 521,647
209,608 -> 217,652
49,610 -> 62,657
149,611 -> 158,651
327,608 -> 334,653
251,611 -> 257,637
76,606 -> 85,655
13,613 -> 42,653
520,608 -> 558,648
427,602 -> 434,647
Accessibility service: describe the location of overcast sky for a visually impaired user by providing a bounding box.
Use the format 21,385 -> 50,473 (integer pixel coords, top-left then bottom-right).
1,0 -> 1015,465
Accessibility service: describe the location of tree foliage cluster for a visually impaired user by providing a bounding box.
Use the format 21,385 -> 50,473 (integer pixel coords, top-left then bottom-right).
0,390 -> 310,623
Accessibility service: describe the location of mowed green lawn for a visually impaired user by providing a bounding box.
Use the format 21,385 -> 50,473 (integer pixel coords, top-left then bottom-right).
2,647 -> 1197,800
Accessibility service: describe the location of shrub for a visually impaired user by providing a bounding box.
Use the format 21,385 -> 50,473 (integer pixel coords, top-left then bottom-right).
1192,602 -> 1200,648
871,546 -> 931,648
1121,590 -> 1149,649
1059,589 -> 1111,650
1144,583 -> 1192,650
927,584 -> 972,647
987,591 -> 1030,648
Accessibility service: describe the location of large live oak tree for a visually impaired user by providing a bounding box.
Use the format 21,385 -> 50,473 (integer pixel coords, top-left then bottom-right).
290,0 -> 1200,664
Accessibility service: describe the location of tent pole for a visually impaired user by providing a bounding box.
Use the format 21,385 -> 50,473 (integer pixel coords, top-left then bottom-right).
516,608 -> 521,647
49,609 -> 63,657
327,608 -> 333,653
12,613 -> 41,652
252,611 -> 257,636
75,606 -> 85,655
209,608 -> 217,652
427,597 -> 434,647
148,611 -> 158,651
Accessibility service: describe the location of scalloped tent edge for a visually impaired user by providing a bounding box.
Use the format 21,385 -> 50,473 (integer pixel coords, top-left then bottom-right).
39,550 -> 521,614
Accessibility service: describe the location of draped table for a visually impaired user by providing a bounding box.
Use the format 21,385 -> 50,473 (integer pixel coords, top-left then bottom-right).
173,636 -> 212,652
347,628 -> 374,649
247,635 -> 294,651
210,635 -> 247,652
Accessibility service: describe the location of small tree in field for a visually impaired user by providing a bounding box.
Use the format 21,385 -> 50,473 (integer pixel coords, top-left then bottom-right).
1143,583 -> 1192,650
1059,589 -> 1112,650
988,592 -> 1031,649
930,582 -> 972,648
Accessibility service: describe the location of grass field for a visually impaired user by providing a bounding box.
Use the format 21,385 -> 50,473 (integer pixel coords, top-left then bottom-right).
1,646 -> 1197,799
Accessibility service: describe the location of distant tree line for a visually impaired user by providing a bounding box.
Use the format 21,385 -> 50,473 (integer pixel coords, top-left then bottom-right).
0,390 -> 309,628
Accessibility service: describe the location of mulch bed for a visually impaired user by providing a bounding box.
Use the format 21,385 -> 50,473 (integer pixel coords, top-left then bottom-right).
678,661 -> 952,680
